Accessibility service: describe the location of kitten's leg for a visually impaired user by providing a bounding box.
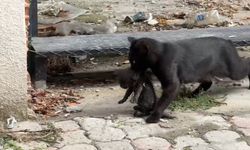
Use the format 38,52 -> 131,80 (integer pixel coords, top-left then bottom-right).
131,85 -> 143,103
118,87 -> 133,104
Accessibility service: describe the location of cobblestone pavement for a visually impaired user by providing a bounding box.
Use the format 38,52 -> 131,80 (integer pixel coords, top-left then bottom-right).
6,79 -> 250,150
9,112 -> 250,150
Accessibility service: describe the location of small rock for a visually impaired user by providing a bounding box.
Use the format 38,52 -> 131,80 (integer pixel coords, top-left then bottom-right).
159,123 -> 171,128
64,113 -> 70,117
11,121 -> 42,132
60,144 -> 97,150
160,118 -> 168,123
53,120 -> 80,132
132,137 -> 171,150
95,89 -> 100,92
65,105 -> 83,113
115,62 -> 119,65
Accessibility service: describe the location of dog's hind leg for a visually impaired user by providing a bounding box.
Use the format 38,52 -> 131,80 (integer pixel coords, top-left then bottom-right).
191,80 -> 212,97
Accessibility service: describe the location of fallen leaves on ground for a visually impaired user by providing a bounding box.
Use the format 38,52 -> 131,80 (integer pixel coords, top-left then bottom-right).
28,88 -> 83,117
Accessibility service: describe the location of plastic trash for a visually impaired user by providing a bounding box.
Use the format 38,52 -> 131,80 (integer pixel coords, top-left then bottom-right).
7,116 -> 17,129
185,10 -> 226,27
124,12 -> 151,23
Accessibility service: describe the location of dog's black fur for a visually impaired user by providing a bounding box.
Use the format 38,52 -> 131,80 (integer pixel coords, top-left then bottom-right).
128,36 -> 250,123
116,68 -> 157,117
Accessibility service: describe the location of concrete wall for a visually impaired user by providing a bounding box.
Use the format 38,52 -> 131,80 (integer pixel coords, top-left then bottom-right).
0,0 -> 28,125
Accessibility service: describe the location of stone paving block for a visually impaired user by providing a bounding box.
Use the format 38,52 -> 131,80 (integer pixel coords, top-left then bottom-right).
190,145 -> 215,150
96,140 -> 134,150
238,128 -> 250,136
114,117 -> 146,126
11,121 -> 42,132
231,116 -> 250,136
132,137 -> 171,150
74,117 -> 113,131
121,124 -> 168,140
60,130 -> 91,145
60,144 -> 97,150
87,126 -> 126,142
47,148 -> 58,150
203,130 -> 240,143
53,120 -> 80,132
174,135 -> 208,149
211,141 -> 250,150
195,115 -> 231,129
231,116 -> 250,128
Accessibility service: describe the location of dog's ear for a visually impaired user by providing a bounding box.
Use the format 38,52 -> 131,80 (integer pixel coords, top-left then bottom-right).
128,37 -> 136,43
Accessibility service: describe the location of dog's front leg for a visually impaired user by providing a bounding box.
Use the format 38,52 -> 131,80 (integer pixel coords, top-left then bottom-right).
146,77 -> 180,123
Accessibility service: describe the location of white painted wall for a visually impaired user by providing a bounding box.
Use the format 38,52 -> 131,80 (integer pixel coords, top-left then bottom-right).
0,0 -> 28,125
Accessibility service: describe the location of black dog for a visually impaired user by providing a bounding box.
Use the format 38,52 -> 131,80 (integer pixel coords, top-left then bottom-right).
116,68 -> 156,117
128,36 -> 250,123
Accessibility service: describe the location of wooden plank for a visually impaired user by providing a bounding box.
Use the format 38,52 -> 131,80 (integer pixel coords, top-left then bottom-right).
31,26 -> 250,55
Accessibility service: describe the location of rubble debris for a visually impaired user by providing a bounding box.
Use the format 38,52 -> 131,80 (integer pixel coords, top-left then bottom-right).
185,10 -> 229,27
29,89 -> 82,117
38,0 -> 64,17
93,20 -> 117,34
54,21 -> 94,36
53,19 -> 117,36
38,1 -> 87,24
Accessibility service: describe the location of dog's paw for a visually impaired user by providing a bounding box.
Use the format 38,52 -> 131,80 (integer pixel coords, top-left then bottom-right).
146,113 -> 160,123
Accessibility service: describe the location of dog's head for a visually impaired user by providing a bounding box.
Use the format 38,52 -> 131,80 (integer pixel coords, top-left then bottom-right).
128,37 -> 159,72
